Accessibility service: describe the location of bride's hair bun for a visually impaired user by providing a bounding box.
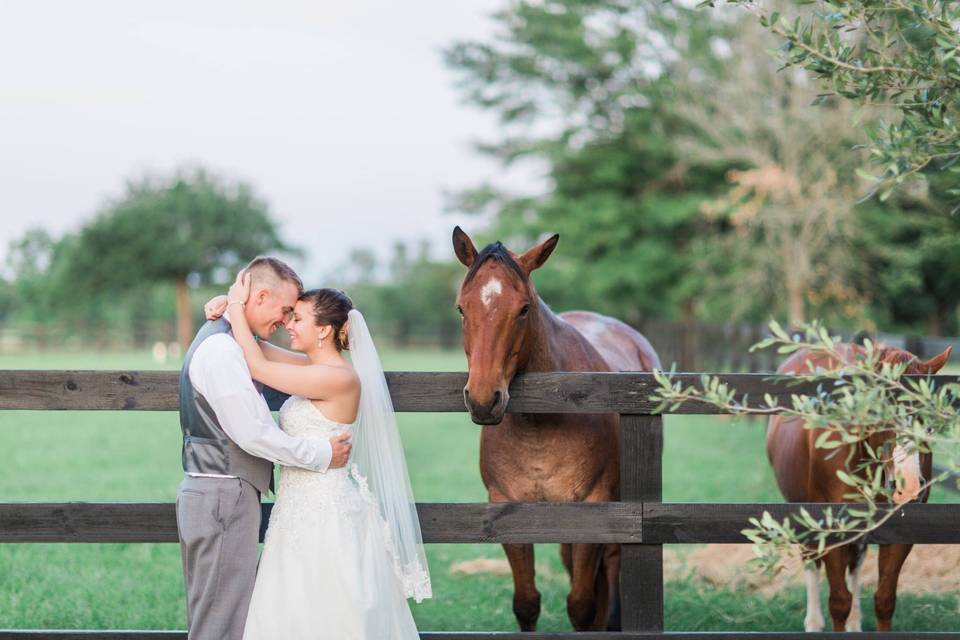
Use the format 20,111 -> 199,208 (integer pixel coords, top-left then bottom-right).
298,288 -> 354,352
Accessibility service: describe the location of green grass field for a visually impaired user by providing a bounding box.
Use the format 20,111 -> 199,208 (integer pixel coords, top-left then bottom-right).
1,348 -> 957,632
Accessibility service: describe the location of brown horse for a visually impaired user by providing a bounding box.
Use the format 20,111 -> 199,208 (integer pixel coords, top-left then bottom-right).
767,342 -> 951,632
452,227 -> 661,632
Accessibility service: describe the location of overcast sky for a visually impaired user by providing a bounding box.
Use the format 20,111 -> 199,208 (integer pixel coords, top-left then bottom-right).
0,0 -> 537,283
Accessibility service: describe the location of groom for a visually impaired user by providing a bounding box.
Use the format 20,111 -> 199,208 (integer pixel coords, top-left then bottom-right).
176,256 -> 353,640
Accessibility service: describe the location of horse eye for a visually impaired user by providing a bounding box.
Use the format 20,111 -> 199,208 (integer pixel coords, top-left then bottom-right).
456,305 -> 464,316
519,304 -> 530,318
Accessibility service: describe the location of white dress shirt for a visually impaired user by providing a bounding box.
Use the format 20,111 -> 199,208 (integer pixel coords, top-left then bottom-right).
186,321 -> 333,475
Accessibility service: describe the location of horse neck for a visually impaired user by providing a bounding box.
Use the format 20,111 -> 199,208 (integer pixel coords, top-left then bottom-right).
518,297 -> 578,374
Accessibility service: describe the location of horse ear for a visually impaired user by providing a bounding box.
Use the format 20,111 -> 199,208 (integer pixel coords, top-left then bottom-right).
919,346 -> 952,374
452,226 -> 478,268
517,233 -> 560,273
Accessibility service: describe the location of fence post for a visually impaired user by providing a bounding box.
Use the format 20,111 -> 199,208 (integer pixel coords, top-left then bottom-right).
619,413 -> 664,631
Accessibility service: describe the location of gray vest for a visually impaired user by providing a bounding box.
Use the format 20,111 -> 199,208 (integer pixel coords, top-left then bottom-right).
179,318 -> 274,495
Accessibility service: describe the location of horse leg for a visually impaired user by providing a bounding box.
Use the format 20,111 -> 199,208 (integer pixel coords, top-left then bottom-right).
844,542 -> 866,632
875,543 -> 912,631
803,559 -> 825,632
488,485 -> 540,631
822,545 -> 853,631
604,543 -> 621,631
501,543 -> 540,631
566,542 -> 605,630
560,543 -> 573,577
587,545 -> 611,631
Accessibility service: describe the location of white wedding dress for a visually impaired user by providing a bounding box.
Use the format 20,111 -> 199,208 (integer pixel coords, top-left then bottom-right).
242,395 -> 425,640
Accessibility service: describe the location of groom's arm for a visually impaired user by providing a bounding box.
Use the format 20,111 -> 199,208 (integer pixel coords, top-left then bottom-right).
190,335 -> 333,473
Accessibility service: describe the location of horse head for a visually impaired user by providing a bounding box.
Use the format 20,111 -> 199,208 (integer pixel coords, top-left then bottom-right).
872,345 -> 952,504
452,226 -> 559,425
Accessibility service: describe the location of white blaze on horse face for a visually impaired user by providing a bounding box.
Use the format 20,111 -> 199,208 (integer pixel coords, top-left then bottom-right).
892,443 -> 922,503
480,278 -> 503,309
804,566 -> 825,632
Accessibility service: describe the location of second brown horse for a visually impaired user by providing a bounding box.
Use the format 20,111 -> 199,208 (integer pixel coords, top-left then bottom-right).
452,227 -> 660,631
768,342 -> 950,632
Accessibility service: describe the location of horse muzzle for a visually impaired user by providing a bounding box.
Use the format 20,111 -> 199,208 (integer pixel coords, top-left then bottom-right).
463,387 -> 508,425
889,445 -> 924,504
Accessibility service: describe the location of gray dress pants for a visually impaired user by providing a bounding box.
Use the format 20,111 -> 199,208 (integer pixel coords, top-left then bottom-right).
176,476 -> 261,640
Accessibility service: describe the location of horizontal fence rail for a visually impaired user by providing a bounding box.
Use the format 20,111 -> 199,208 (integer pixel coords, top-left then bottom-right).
1,370 -> 957,413
3,502 -> 960,545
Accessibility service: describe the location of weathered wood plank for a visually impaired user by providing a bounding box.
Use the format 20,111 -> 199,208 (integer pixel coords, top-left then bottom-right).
3,370 -> 956,413
5,502 -> 960,544
643,503 -> 960,545
0,502 -> 642,544
3,630 -> 960,639
0,501 -> 951,545
620,415 -> 664,632
0,371 -> 473,412
0,371 -> 178,411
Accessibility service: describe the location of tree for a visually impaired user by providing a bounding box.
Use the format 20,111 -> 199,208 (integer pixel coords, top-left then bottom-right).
3,228 -> 70,326
66,168 -> 295,348
0,275 -> 15,325
704,0 -> 960,203
444,0 -> 733,324
673,16 -> 870,326
858,187 -> 960,335
324,239 -> 462,349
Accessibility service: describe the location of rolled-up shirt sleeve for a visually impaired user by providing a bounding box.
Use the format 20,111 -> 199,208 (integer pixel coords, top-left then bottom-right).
189,334 -> 333,473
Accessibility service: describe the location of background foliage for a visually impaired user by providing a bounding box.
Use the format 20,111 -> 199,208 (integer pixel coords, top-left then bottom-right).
3,0 -> 959,348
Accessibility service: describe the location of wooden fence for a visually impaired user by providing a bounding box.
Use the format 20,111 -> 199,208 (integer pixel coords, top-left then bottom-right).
2,370 -> 960,639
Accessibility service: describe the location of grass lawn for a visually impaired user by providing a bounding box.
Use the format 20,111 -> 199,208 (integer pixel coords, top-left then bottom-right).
1,348 -> 957,632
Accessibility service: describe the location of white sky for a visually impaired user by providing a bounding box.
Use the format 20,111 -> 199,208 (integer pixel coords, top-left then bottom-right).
0,0 -> 537,283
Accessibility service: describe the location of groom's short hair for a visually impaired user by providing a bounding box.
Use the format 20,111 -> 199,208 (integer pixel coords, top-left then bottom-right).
244,256 -> 304,296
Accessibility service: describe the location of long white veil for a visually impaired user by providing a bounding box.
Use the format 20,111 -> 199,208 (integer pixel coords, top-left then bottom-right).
346,308 -> 432,602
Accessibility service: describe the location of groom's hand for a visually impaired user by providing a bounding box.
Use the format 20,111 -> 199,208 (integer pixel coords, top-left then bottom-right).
328,432 -> 352,469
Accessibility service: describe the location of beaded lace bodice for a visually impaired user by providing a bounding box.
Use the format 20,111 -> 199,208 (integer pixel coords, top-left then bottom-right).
265,395 -> 431,603
269,396 -> 362,512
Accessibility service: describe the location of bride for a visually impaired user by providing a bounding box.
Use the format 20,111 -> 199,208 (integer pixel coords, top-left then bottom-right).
206,272 -> 431,639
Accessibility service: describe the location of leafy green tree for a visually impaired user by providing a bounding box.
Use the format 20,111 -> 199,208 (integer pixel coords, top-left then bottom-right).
858,191 -> 960,335
703,0 -> 960,202
445,0 -> 732,325
2,228 -> 83,331
325,240 -> 462,349
66,168 -> 295,348
0,276 -> 15,324
403,244 -> 463,348
3,228 -> 57,324
673,16 -> 871,326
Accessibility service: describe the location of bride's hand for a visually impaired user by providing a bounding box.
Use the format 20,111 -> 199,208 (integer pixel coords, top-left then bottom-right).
204,295 -> 228,320
227,271 -> 252,308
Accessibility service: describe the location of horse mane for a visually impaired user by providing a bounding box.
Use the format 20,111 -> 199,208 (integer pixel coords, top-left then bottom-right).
463,241 -> 527,286
846,332 -> 920,372
876,345 -> 921,372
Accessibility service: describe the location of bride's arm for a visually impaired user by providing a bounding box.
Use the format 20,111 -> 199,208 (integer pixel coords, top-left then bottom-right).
259,341 -> 310,366
227,273 -> 357,399
204,293 -> 308,365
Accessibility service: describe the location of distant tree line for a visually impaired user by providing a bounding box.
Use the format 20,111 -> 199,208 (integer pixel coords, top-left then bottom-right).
2,0 -> 958,352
